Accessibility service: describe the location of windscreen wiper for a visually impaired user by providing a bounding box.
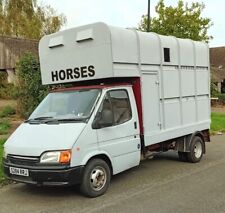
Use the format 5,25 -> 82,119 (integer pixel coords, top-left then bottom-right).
56,117 -> 88,123
25,116 -> 88,124
33,116 -> 53,120
25,116 -> 53,124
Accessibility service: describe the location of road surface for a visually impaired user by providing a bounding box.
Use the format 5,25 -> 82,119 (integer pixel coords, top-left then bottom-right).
1,135 -> 225,213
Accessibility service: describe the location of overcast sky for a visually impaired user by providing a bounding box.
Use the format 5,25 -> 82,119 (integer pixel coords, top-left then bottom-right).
40,0 -> 224,47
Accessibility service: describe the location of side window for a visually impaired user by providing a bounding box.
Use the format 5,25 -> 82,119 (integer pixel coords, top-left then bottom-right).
94,89 -> 132,128
109,90 -> 132,125
94,93 -> 114,128
101,93 -> 113,116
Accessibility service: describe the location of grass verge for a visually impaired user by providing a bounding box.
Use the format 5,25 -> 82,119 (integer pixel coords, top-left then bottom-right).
0,106 -> 16,118
0,138 -> 7,185
211,112 -> 225,134
0,120 -> 11,135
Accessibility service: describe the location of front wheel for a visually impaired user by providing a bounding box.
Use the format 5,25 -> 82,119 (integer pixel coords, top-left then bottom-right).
187,136 -> 204,163
80,158 -> 111,197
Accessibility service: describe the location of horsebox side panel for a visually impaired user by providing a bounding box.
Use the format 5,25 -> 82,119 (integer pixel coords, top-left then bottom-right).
140,35 -> 210,146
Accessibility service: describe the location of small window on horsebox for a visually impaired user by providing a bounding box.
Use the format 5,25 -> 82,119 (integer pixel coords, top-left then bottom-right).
164,48 -> 170,62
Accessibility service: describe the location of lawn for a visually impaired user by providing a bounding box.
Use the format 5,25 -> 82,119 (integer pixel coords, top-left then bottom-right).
211,112 -> 225,134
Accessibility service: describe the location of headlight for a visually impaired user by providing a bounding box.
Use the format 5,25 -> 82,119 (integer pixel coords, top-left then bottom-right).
2,148 -> 7,159
40,150 -> 71,164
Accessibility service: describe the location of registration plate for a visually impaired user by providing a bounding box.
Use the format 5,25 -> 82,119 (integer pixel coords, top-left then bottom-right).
9,167 -> 29,177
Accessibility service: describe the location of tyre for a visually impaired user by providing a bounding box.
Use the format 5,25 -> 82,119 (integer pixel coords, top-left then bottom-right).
187,136 -> 204,163
178,151 -> 188,162
80,158 -> 111,197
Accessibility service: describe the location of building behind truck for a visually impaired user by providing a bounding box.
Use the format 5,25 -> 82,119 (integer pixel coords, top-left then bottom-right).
3,22 -> 210,197
0,36 -> 38,84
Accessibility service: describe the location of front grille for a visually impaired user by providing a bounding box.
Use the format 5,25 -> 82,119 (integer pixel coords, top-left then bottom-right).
7,155 -> 39,166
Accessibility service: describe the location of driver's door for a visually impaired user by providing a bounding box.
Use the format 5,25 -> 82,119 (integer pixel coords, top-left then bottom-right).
94,88 -> 141,175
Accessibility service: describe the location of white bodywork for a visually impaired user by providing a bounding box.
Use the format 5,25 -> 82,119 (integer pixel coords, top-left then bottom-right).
5,123 -> 86,156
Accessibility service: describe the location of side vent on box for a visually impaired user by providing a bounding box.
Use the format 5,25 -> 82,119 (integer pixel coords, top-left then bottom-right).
76,29 -> 93,42
48,36 -> 64,48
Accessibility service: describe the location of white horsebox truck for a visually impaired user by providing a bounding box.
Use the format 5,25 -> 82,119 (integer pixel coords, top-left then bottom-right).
3,22 -> 210,197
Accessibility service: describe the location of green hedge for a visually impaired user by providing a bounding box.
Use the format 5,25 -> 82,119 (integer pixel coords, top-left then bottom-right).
0,73 -> 18,99
217,94 -> 225,102
16,52 -> 48,118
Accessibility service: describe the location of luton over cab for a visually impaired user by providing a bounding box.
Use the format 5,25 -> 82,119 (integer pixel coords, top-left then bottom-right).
3,22 -> 210,197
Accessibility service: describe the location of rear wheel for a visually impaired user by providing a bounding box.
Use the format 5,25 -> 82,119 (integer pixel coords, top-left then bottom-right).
187,136 -> 204,163
80,158 -> 111,197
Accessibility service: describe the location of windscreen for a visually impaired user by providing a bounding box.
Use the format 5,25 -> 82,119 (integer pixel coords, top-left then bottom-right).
29,89 -> 101,122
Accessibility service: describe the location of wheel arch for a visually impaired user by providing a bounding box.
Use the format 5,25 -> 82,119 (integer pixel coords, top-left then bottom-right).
176,131 -> 206,154
81,152 -> 113,175
189,131 -> 206,154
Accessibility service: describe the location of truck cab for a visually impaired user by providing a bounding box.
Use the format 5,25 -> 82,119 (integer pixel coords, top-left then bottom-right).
4,84 -> 141,197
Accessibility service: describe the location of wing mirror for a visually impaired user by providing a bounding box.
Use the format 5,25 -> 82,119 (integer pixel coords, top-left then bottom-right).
92,110 -> 114,129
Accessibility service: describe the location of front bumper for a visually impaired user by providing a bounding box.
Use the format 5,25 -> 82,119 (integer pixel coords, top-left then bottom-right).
3,160 -> 84,186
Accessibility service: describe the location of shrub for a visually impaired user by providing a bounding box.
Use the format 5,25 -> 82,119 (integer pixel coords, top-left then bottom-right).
16,52 -> 48,118
0,72 -> 19,99
211,82 -> 219,97
217,94 -> 225,102
0,106 -> 16,118
0,73 -> 11,99
0,72 -> 7,86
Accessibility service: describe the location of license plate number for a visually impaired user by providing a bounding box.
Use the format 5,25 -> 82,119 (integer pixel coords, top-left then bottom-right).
9,167 -> 29,177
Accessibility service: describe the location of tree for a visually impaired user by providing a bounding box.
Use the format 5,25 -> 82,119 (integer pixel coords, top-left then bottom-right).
138,0 -> 212,42
0,0 -> 66,39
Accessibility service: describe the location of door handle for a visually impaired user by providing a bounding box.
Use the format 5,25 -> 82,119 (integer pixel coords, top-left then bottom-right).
134,121 -> 137,129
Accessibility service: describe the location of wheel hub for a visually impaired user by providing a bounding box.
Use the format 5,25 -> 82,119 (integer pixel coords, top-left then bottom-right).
194,141 -> 202,159
90,167 -> 106,191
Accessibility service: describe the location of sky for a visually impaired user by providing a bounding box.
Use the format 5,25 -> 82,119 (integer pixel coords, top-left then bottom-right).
39,0 -> 224,47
